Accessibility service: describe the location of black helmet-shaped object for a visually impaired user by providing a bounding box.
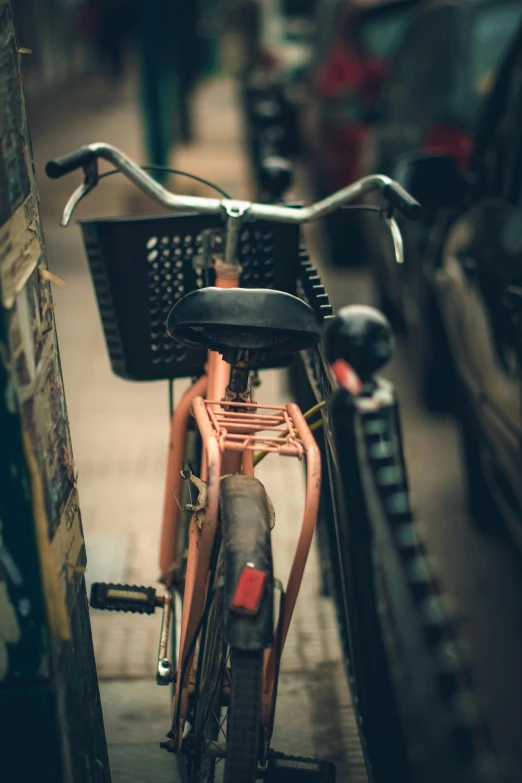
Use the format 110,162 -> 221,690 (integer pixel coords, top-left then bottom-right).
324,305 -> 393,382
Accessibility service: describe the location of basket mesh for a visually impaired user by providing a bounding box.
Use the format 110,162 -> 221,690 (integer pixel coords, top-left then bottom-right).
80,212 -> 301,381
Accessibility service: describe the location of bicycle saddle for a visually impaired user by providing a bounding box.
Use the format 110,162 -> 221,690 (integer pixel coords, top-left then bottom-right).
167,287 -> 320,355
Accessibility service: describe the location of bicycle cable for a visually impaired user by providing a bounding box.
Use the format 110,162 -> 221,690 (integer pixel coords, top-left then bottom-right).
97,164 -> 233,200
253,401 -> 326,467
341,205 -> 382,214
95,169 -> 383,212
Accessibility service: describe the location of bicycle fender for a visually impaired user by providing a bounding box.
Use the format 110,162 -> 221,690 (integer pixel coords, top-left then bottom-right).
220,475 -> 274,650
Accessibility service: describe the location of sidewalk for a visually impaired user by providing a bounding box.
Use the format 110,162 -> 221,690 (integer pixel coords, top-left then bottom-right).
31,72 -> 366,783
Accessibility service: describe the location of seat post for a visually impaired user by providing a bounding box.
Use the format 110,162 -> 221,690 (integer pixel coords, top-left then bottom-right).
222,200 -> 250,268
223,348 -> 259,405
228,364 -> 250,396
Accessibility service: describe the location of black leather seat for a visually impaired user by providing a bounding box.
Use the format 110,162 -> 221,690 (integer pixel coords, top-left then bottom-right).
167,287 -> 320,356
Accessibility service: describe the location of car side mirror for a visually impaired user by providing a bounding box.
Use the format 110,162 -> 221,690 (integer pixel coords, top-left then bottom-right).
393,152 -> 467,210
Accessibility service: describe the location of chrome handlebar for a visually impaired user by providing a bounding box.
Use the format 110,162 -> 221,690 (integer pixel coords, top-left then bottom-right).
47,142 -> 422,266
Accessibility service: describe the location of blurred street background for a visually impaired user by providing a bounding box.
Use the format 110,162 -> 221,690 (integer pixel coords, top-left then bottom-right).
13,0 -> 522,781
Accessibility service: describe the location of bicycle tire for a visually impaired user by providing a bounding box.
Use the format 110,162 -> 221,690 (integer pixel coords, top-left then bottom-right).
330,372 -> 506,783
184,542 -> 225,783
195,580 -> 225,781
224,648 -> 263,783
171,428 -> 204,702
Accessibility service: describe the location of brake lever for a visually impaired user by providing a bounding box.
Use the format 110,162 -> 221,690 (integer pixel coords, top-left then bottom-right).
60,159 -> 99,227
385,213 -> 404,265
379,195 -> 404,265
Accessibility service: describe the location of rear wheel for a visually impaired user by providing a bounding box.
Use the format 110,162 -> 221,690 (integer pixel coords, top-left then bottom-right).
189,598 -> 264,783
224,649 -> 263,783
171,428 -> 204,703
219,475 -> 270,782
187,475 -> 270,782
188,545 -> 225,783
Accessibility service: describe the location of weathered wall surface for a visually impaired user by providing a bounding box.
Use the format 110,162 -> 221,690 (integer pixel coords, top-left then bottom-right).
0,2 -> 110,780
10,0 -> 93,96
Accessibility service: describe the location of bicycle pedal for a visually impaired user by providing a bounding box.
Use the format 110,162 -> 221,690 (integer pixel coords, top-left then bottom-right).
266,752 -> 336,782
90,582 -> 159,614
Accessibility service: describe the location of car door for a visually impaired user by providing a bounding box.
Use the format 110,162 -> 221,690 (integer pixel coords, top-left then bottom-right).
370,5 -> 457,176
361,6 -> 458,316
437,45 -> 522,518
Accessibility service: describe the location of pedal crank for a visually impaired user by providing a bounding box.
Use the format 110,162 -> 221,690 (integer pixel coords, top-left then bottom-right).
265,752 -> 336,782
194,745 -> 336,781
89,582 -> 175,685
90,582 -> 160,614
156,592 -> 173,685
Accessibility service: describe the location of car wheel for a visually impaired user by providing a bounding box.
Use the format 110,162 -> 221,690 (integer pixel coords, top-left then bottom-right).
458,398 -> 501,534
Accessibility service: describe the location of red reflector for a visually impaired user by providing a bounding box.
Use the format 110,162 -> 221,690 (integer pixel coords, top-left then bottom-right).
230,566 -> 267,615
332,359 -> 362,396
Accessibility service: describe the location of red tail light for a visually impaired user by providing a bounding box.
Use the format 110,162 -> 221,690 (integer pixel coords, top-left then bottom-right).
230,565 -> 267,615
424,125 -> 474,173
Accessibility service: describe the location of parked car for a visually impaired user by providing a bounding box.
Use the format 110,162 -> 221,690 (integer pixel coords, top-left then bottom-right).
302,0 -> 419,266
397,21 -> 522,542
359,0 -> 522,407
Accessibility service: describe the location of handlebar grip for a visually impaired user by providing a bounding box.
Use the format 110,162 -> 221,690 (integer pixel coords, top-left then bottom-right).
45,147 -> 96,179
383,182 -> 422,221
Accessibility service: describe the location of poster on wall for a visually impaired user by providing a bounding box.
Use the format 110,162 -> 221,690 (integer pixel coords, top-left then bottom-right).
0,0 -> 86,618
7,266 -> 78,545
0,0 -> 40,309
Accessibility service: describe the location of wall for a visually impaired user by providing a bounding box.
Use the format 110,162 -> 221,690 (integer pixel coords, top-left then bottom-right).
10,0 -> 94,96
0,3 -> 110,780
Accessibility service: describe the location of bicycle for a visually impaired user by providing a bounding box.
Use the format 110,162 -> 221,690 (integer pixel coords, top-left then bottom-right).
242,84 -> 295,202
46,142 -> 421,782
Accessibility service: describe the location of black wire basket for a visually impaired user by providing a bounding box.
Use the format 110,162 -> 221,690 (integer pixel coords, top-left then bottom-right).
79,212 -> 301,382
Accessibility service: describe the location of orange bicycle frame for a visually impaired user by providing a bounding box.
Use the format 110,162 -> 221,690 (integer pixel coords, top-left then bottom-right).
158,267 -> 321,752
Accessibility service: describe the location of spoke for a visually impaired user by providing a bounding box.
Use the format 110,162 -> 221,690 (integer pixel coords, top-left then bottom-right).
190,559 -> 228,780
200,658 -> 223,734
202,711 -> 220,753
218,708 -> 228,740
224,648 -> 232,686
